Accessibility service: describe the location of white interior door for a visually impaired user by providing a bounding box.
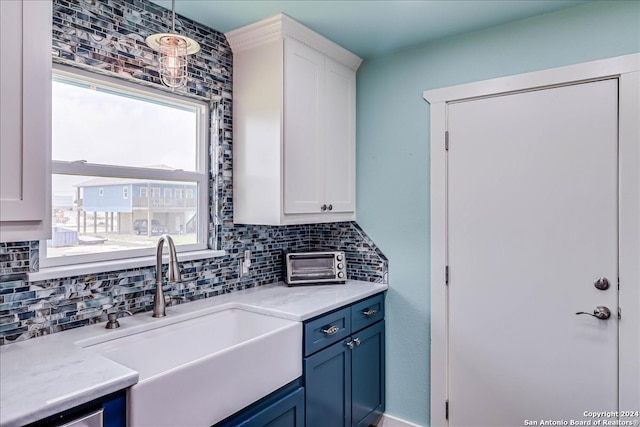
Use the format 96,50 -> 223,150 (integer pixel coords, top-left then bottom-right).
447,79 -> 619,426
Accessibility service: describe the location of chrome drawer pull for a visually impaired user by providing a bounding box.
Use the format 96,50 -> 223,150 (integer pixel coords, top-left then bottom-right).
362,308 -> 377,317
322,325 -> 340,336
353,337 -> 361,346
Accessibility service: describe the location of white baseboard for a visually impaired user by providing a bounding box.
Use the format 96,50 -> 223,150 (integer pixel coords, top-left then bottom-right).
375,413 -> 424,427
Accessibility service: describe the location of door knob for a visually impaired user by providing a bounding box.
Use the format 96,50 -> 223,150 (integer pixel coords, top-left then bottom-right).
576,306 -> 611,320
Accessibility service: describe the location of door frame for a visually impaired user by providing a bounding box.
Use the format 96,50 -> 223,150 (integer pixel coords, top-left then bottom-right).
423,53 -> 640,426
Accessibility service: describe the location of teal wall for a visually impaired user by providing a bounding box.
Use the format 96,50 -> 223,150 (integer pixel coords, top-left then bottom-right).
355,2 -> 640,425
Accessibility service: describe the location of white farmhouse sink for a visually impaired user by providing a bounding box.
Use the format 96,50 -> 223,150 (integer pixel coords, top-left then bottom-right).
83,307 -> 302,427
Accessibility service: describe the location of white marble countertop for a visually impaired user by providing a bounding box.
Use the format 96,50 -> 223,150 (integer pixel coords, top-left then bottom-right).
0,280 -> 387,426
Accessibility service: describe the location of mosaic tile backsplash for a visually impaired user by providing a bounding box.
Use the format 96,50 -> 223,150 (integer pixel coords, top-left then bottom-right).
0,0 -> 387,345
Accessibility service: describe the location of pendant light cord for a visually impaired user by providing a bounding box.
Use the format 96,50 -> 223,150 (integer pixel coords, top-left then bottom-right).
171,0 -> 176,33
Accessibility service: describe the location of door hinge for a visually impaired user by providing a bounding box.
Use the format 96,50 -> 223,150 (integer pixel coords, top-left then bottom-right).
618,307 -> 622,320
446,400 -> 449,420
445,265 -> 449,285
445,131 -> 449,151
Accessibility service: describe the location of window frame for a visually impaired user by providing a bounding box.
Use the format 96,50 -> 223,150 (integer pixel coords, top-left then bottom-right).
42,64 -> 211,268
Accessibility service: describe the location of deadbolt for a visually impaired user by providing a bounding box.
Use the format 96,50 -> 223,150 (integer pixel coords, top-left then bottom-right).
593,277 -> 610,291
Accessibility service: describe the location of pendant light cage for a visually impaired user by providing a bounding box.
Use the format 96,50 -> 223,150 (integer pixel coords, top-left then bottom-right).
146,1 -> 200,89
158,34 -> 188,88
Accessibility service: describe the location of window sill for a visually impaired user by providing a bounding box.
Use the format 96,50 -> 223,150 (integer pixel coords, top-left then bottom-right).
28,249 -> 226,282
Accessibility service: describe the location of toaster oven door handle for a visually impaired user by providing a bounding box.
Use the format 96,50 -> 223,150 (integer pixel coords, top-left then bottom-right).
289,253 -> 335,259
322,325 -> 341,336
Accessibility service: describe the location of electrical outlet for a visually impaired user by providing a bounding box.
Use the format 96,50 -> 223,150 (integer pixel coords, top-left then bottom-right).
240,250 -> 251,276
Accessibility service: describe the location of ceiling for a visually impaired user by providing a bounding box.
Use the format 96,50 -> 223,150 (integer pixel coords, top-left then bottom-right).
150,0 -> 590,59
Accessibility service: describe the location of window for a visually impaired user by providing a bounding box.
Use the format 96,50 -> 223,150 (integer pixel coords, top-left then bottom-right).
44,65 -> 209,267
175,189 -> 183,199
186,189 -> 194,199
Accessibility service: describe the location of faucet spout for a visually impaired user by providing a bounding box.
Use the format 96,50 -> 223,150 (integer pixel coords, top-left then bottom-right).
154,234 -> 181,318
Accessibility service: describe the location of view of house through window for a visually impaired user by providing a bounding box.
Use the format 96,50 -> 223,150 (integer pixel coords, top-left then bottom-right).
46,67 -> 209,266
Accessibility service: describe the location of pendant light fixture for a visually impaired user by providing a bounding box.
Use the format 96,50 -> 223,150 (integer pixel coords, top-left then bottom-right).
146,0 -> 200,89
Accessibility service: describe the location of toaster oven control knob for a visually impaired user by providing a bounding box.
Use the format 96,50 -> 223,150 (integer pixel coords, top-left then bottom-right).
337,263 -> 344,269
337,254 -> 343,261
338,271 -> 345,279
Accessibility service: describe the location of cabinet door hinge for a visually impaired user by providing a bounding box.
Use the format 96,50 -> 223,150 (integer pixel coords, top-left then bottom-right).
445,131 -> 449,151
446,400 -> 449,420
445,265 -> 449,285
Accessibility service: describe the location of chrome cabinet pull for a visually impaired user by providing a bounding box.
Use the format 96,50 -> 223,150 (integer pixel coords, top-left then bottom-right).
362,308 -> 377,317
322,325 -> 340,336
346,338 -> 360,350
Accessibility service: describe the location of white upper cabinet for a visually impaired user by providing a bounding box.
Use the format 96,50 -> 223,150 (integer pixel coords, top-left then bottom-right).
226,14 -> 361,225
0,0 -> 52,242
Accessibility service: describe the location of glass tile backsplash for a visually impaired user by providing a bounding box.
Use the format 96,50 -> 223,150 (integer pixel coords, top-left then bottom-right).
0,0 -> 387,345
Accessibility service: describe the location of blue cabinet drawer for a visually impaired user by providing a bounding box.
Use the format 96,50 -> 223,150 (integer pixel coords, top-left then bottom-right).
351,294 -> 384,333
304,307 -> 351,356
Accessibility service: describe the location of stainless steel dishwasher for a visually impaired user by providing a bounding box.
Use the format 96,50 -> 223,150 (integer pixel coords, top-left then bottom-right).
56,409 -> 103,427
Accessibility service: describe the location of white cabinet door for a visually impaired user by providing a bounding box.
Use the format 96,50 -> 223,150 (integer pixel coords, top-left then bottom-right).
284,39 -> 324,215
283,40 -> 356,216
0,0 -> 51,242
323,57 -> 355,214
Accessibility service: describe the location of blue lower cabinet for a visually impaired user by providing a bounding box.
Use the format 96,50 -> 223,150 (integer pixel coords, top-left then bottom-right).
239,387 -> 304,427
304,293 -> 386,427
216,380 -> 304,427
304,338 -> 352,427
351,321 -> 385,427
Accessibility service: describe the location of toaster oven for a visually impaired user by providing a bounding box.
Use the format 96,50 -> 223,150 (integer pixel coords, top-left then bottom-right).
284,251 -> 347,285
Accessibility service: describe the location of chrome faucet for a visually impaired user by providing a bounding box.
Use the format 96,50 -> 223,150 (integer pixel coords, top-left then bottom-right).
153,234 -> 181,318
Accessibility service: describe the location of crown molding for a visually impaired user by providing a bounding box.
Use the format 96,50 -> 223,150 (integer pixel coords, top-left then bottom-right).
225,13 -> 362,71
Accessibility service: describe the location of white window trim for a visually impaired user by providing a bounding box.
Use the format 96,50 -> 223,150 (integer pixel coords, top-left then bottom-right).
41,63 -> 214,269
